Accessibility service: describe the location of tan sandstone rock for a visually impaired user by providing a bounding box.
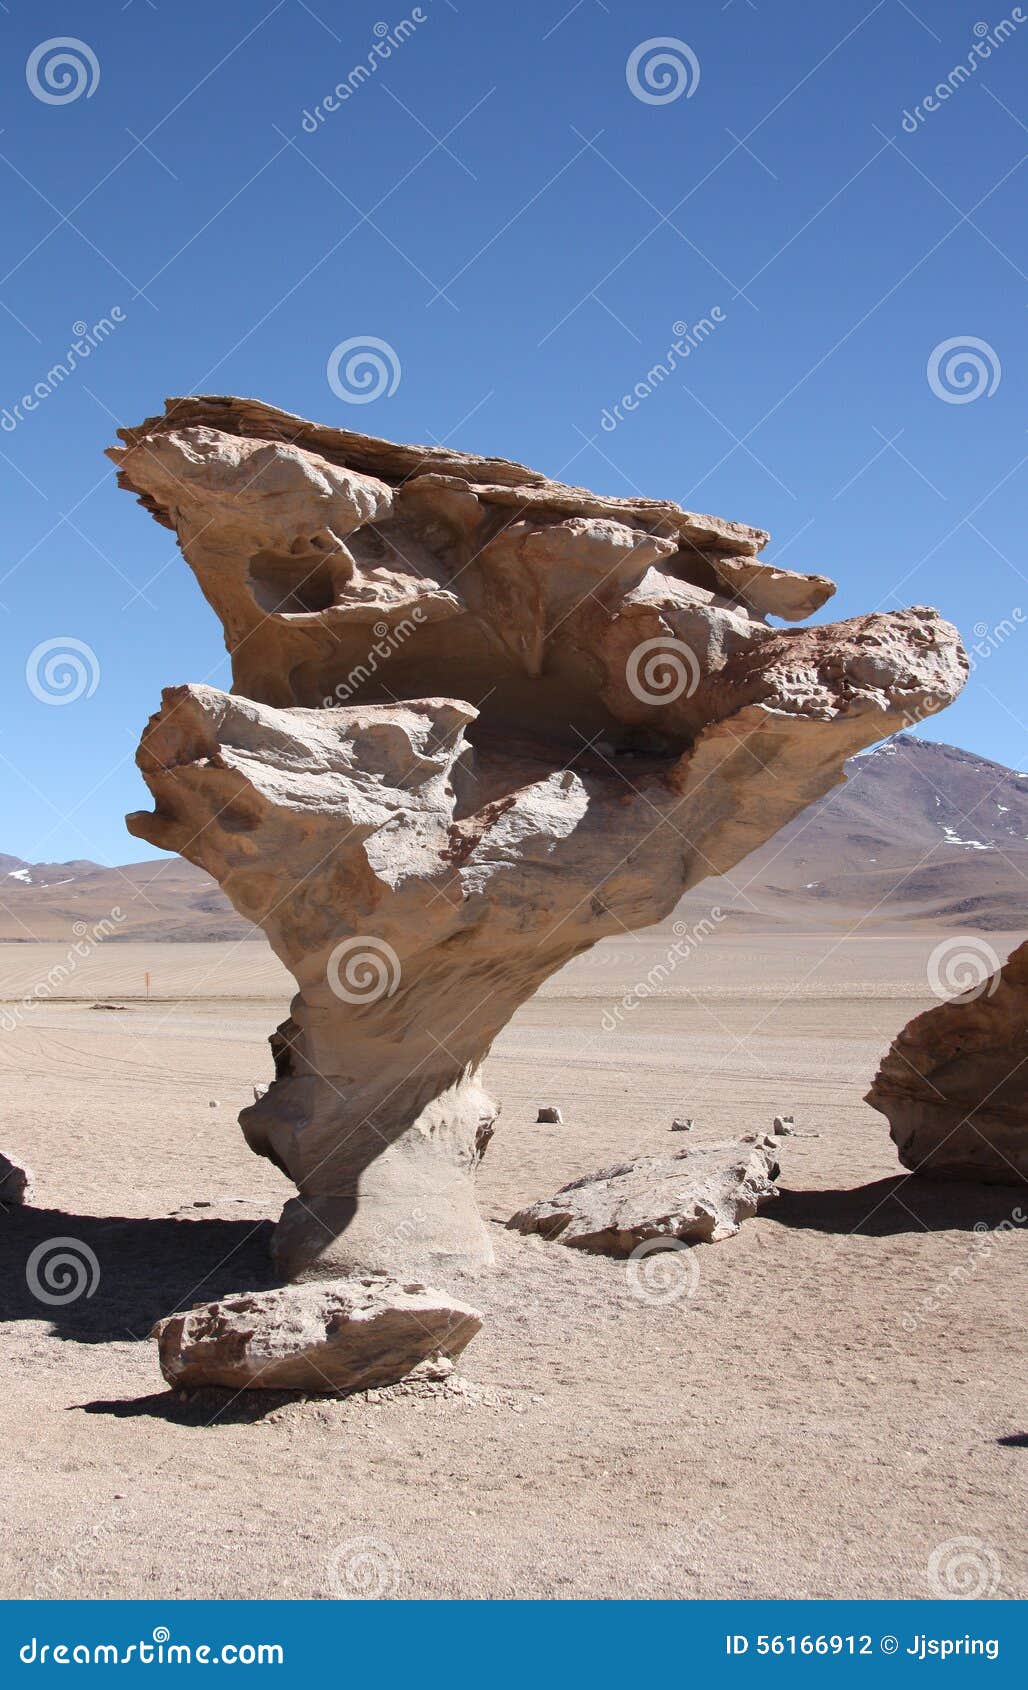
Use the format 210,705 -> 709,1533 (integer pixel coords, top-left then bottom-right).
153,1279 -> 483,1392
866,940 -> 1028,1184
109,395 -> 967,1285
507,1134 -> 782,1250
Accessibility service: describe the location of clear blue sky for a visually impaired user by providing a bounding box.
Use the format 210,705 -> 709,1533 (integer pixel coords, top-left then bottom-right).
1,0 -> 1025,863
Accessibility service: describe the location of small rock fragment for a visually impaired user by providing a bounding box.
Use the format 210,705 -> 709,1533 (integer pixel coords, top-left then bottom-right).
671,1118 -> 694,1132
152,1278 -> 483,1393
772,1115 -> 795,1136
536,1106 -> 563,1125
0,1151 -> 32,1207
208,1100 -> 219,1109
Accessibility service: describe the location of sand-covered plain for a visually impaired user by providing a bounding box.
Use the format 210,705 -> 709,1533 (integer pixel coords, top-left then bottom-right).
0,933 -> 1025,1600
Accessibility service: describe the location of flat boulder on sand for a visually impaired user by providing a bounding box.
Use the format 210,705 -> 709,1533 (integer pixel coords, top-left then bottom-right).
507,1134 -> 781,1252
153,1279 -> 483,1393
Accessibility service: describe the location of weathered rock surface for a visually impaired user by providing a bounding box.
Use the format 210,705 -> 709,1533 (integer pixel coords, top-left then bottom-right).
0,1151 -> 32,1207
153,1279 -> 482,1392
507,1134 -> 782,1250
110,395 -> 966,1284
867,941 -> 1028,1184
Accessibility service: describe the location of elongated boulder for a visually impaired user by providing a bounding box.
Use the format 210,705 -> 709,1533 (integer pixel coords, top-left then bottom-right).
153,1279 -> 482,1392
508,1134 -> 782,1250
110,395 -> 967,1284
867,940 -> 1028,1184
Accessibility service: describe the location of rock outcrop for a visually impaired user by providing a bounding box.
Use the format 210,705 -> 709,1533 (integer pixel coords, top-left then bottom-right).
867,940 -> 1028,1184
110,395 -> 967,1283
153,1279 -> 482,1392
508,1133 -> 782,1250
0,1151 -> 32,1207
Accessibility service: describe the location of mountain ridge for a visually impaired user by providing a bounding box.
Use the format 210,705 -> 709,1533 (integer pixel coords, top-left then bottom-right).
2,735 -> 1026,940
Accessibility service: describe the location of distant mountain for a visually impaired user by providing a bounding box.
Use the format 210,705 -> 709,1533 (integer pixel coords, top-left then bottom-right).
0,855 -> 256,942
675,735 -> 1028,932
2,736 -> 1025,941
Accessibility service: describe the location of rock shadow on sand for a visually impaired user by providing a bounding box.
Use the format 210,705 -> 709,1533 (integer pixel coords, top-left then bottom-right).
767,1176 -> 1025,1236
0,1206 -> 275,1343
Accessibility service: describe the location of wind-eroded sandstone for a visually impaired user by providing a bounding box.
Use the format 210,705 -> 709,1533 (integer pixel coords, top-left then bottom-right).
508,1134 -> 782,1250
153,1279 -> 482,1392
111,395 -> 967,1285
867,940 -> 1028,1184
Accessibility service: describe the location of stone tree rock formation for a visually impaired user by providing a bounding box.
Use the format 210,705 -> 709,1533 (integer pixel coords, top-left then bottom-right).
110,396 -> 968,1282
867,940 -> 1028,1184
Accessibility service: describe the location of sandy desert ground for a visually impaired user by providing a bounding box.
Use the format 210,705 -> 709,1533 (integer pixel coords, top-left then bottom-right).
0,930 -> 1025,1601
